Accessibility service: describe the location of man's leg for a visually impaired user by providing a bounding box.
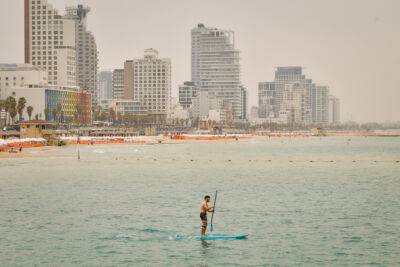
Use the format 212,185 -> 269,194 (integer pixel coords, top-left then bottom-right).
201,221 -> 207,236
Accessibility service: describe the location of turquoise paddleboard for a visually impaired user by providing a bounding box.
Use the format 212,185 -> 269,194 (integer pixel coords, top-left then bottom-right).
195,234 -> 248,240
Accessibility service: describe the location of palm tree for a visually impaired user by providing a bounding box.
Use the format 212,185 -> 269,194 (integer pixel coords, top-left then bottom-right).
9,107 -> 17,124
17,97 -> 27,121
26,106 -> 34,120
5,96 -> 16,125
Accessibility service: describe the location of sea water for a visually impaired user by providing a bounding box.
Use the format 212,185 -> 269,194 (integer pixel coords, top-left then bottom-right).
0,137 -> 399,266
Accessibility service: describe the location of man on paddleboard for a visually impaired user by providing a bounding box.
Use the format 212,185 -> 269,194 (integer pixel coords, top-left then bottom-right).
200,195 -> 214,236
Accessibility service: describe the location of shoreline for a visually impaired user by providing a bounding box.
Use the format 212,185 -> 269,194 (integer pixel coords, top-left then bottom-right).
1,134 -> 399,159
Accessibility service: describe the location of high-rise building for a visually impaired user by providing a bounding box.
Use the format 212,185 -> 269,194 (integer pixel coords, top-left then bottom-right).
281,82 -> 311,125
112,69 -> 124,99
124,49 -> 171,120
24,0 -> 77,87
65,5 -> 98,105
179,81 -> 198,109
240,86 -> 248,120
329,95 -> 340,125
98,71 -> 113,101
274,67 -> 306,113
24,0 -> 98,101
258,82 -> 276,118
191,24 -> 242,119
311,85 -> 329,125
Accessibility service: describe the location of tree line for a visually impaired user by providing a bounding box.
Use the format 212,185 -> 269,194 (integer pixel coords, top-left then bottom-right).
0,96 -> 35,126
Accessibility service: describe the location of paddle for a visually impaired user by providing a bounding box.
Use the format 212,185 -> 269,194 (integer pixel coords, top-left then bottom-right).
210,190 -> 218,232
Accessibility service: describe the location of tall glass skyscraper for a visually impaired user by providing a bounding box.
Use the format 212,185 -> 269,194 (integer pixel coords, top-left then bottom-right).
191,24 -> 242,120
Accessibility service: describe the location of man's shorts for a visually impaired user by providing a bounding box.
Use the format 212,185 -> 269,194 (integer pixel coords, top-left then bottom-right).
200,212 -> 207,221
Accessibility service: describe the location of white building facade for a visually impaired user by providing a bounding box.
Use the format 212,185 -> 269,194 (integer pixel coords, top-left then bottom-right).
191,24 -> 242,120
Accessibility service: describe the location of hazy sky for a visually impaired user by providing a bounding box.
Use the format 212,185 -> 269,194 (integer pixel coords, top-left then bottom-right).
1,0 -> 399,122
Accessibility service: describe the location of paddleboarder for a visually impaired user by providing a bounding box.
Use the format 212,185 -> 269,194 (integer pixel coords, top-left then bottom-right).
200,195 -> 214,236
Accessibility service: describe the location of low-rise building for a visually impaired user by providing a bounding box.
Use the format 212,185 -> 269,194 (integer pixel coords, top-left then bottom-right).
99,99 -> 147,116
1,64 -> 92,124
179,81 -> 198,109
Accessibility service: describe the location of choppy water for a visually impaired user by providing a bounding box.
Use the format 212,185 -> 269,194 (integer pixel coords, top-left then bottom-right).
0,137 -> 399,266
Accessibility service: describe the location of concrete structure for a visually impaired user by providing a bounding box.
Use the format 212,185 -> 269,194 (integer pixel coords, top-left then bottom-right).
258,82 -> 276,118
98,71 -> 113,101
124,49 -> 171,121
281,82 -> 311,125
240,86 -> 248,120
1,63 -> 91,124
178,81 -> 197,109
65,5 -> 98,105
24,0 -> 77,87
112,69 -> 124,99
0,64 -> 47,99
169,104 -> 190,121
24,0 -> 98,101
99,99 -> 147,116
191,24 -> 242,119
329,95 -> 340,124
311,85 -> 329,125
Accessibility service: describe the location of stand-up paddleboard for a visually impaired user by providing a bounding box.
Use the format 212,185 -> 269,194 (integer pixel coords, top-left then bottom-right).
195,234 -> 248,240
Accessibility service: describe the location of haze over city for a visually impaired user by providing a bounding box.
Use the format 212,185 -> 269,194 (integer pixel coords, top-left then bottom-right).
1,0 -> 399,122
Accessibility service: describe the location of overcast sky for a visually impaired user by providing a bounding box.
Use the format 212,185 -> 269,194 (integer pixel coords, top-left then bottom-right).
1,0 -> 399,122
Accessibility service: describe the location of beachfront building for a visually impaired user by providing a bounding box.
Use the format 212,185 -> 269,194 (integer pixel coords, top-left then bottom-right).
329,95 -> 340,125
178,81 -> 198,109
258,82 -> 276,119
0,63 -> 91,124
311,85 -> 329,125
98,71 -> 113,101
24,0 -> 77,87
257,66 -> 340,125
65,5 -> 99,105
191,24 -> 242,120
99,99 -> 147,117
24,1 -> 98,101
112,69 -> 124,99
281,82 -> 311,125
123,49 -> 171,122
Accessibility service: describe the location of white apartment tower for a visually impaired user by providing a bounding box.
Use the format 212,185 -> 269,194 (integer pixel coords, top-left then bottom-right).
312,85 -> 330,125
65,5 -> 99,105
126,49 -> 171,119
24,0 -> 76,87
24,0 -> 98,97
191,24 -> 242,119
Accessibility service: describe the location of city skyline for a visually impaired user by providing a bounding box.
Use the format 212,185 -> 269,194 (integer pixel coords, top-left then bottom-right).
1,0 -> 399,122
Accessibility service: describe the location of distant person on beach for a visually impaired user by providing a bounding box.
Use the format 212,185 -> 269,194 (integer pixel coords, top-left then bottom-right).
200,195 -> 214,236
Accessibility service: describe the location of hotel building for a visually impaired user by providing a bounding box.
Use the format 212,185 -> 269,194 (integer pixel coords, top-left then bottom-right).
191,24 -> 242,120
24,0 -> 98,103
123,49 -> 171,121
